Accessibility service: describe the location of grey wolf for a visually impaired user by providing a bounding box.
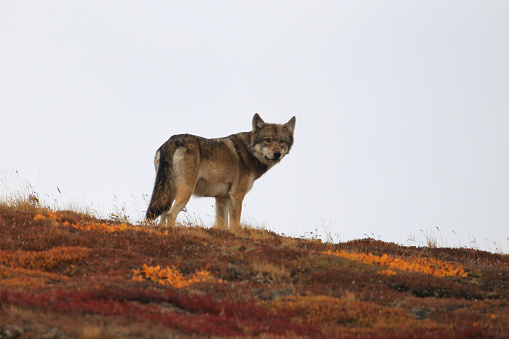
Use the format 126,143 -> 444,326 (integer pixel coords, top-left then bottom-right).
146,113 -> 296,229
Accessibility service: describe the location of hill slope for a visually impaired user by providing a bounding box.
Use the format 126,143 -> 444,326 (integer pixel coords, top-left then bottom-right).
1,205 -> 508,338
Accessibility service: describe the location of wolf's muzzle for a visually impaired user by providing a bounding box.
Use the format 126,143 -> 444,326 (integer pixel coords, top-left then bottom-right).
273,151 -> 281,159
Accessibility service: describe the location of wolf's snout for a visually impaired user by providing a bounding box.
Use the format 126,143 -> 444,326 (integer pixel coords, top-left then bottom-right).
273,151 -> 281,159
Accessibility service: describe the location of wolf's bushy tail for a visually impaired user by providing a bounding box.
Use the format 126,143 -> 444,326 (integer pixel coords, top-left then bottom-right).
146,145 -> 175,220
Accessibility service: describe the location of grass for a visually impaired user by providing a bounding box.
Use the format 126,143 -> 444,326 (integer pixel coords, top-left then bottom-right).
404,226 -> 509,255
2,173 -> 509,337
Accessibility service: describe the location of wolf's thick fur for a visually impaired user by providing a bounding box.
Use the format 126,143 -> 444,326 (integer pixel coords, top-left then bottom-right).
146,113 -> 296,229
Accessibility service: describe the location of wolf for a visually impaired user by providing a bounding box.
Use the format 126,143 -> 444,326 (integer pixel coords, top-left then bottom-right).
145,113 -> 296,229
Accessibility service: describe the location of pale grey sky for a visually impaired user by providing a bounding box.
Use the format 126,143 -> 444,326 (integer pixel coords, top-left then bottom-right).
1,1 -> 508,251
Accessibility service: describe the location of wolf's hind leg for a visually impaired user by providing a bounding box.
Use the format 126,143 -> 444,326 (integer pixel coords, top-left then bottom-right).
166,185 -> 194,226
215,197 -> 229,229
165,143 -> 199,226
159,211 -> 170,227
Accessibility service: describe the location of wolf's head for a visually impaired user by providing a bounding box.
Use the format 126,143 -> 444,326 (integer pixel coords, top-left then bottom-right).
250,113 -> 296,166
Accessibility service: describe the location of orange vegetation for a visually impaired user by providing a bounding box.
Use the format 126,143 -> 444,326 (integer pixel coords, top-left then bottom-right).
0,246 -> 90,271
0,235 -> 90,289
34,211 -> 150,234
132,264 -> 222,288
325,250 -> 468,277
0,266 -> 68,289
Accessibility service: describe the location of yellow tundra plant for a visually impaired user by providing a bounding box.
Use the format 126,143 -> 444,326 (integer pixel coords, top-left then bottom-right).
326,250 -> 467,277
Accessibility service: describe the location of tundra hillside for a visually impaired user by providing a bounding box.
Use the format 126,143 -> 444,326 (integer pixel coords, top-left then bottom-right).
1,200 -> 508,338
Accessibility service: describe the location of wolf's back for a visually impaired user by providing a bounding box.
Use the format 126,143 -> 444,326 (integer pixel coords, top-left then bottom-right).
145,142 -> 176,220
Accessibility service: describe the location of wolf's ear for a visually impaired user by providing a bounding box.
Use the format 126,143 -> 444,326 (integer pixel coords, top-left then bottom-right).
284,116 -> 296,134
252,113 -> 266,131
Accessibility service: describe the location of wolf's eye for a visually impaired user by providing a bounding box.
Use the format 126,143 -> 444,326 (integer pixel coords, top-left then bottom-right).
279,139 -> 285,144
264,138 -> 271,142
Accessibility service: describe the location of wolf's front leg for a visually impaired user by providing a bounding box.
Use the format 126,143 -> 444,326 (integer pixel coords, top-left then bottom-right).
215,197 -> 229,229
228,194 -> 245,230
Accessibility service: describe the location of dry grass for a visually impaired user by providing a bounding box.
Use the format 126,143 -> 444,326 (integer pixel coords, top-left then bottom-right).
250,259 -> 291,283
0,170 -> 97,218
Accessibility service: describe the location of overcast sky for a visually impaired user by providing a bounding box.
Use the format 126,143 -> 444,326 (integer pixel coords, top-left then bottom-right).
1,1 -> 508,252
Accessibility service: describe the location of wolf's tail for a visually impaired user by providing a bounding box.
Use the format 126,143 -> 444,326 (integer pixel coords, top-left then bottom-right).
146,144 -> 176,220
